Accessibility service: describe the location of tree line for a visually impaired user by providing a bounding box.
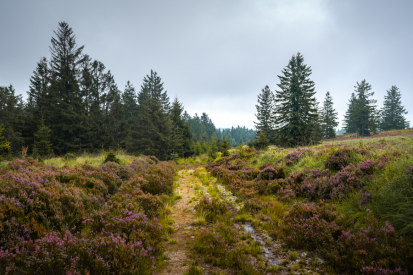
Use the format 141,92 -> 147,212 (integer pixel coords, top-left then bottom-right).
0,22 -> 254,161
253,52 -> 409,148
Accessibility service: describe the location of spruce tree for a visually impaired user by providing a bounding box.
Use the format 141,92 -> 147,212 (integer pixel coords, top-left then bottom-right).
346,80 -> 377,136
380,86 -> 409,130
32,119 -> 53,159
170,98 -> 194,157
273,53 -> 318,147
343,93 -> 358,134
313,100 -> 324,142
48,22 -> 86,154
207,132 -> 219,159
254,85 -> 275,141
321,91 -> 339,139
220,136 -> 230,157
130,70 -> 173,160
249,131 -> 269,150
26,57 -> 51,148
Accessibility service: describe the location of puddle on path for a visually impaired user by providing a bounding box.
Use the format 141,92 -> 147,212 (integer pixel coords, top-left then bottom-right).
243,222 -> 280,267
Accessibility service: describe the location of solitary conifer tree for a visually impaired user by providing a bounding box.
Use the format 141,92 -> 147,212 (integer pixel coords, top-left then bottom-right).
254,85 -> 275,142
220,137 -> 230,157
207,132 -> 219,159
274,53 -> 318,146
321,91 -> 339,139
380,86 -> 409,130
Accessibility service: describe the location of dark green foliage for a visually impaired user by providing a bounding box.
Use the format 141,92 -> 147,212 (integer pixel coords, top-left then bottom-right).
254,85 -> 275,142
64,153 -> 76,160
47,22 -> 86,155
195,196 -> 228,223
371,157 -> 413,243
129,70 -> 173,160
220,135 -> 230,157
103,150 -> 120,164
0,124 -> 11,160
249,131 -> 269,150
380,85 -> 409,130
343,93 -> 358,134
32,119 -> 53,159
217,126 -> 256,147
0,85 -> 24,153
321,91 -> 339,139
207,132 -> 219,159
186,112 -> 217,143
273,53 -> 319,147
170,98 -> 194,157
25,57 -> 51,149
344,80 -> 378,136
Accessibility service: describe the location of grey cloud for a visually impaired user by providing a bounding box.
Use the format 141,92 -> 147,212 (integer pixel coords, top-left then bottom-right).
1,0 -> 412,128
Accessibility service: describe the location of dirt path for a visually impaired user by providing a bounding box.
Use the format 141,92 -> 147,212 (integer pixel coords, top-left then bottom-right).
156,169 -> 199,275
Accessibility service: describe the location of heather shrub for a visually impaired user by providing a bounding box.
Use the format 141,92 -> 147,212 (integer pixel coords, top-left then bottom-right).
257,165 -> 285,180
0,157 -> 176,274
191,227 -> 259,274
277,147 -> 312,166
195,196 -> 228,223
324,147 -> 365,172
283,203 -> 409,274
138,162 -> 175,195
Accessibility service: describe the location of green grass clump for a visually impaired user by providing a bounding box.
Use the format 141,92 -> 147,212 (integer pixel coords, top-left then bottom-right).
370,155 -> 413,242
184,266 -> 203,275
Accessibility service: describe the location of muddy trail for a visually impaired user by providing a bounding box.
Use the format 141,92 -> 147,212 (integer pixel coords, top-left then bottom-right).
155,169 -> 199,275
157,167 -> 327,275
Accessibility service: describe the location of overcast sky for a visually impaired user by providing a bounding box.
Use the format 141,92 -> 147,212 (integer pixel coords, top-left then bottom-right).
1,0 -> 412,129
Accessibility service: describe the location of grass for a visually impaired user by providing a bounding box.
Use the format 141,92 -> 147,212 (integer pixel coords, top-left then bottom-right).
44,149 -> 136,167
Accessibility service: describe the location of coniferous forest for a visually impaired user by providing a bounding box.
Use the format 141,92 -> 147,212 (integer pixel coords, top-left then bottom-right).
1,20 -> 413,275
0,23 -> 410,161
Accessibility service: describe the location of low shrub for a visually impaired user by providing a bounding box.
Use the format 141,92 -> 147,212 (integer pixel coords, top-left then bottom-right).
283,203 -> 409,274
195,196 -> 228,223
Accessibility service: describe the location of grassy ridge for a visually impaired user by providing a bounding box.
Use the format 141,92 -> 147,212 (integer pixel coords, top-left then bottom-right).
195,129 -> 413,274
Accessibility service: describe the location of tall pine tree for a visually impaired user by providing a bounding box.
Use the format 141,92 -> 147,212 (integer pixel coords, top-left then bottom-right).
48,22 -> 86,154
254,85 -> 275,142
343,92 -> 358,134
32,118 -> 53,159
345,80 -> 377,136
130,70 -> 173,160
273,53 -> 318,147
321,91 -> 338,139
380,85 -> 409,130
170,98 -> 194,158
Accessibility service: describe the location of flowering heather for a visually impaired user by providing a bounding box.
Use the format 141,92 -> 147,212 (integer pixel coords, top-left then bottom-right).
283,204 -> 408,274
0,157 -> 177,274
276,147 -> 312,166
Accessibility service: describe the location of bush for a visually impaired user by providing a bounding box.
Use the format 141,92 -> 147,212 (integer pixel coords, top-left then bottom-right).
0,157 -> 176,274
103,150 -> 120,164
64,152 -> 76,160
283,203 -> 409,274
195,196 -> 228,223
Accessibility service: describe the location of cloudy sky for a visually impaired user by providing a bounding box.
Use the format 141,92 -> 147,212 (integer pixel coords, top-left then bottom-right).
1,0 -> 412,129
